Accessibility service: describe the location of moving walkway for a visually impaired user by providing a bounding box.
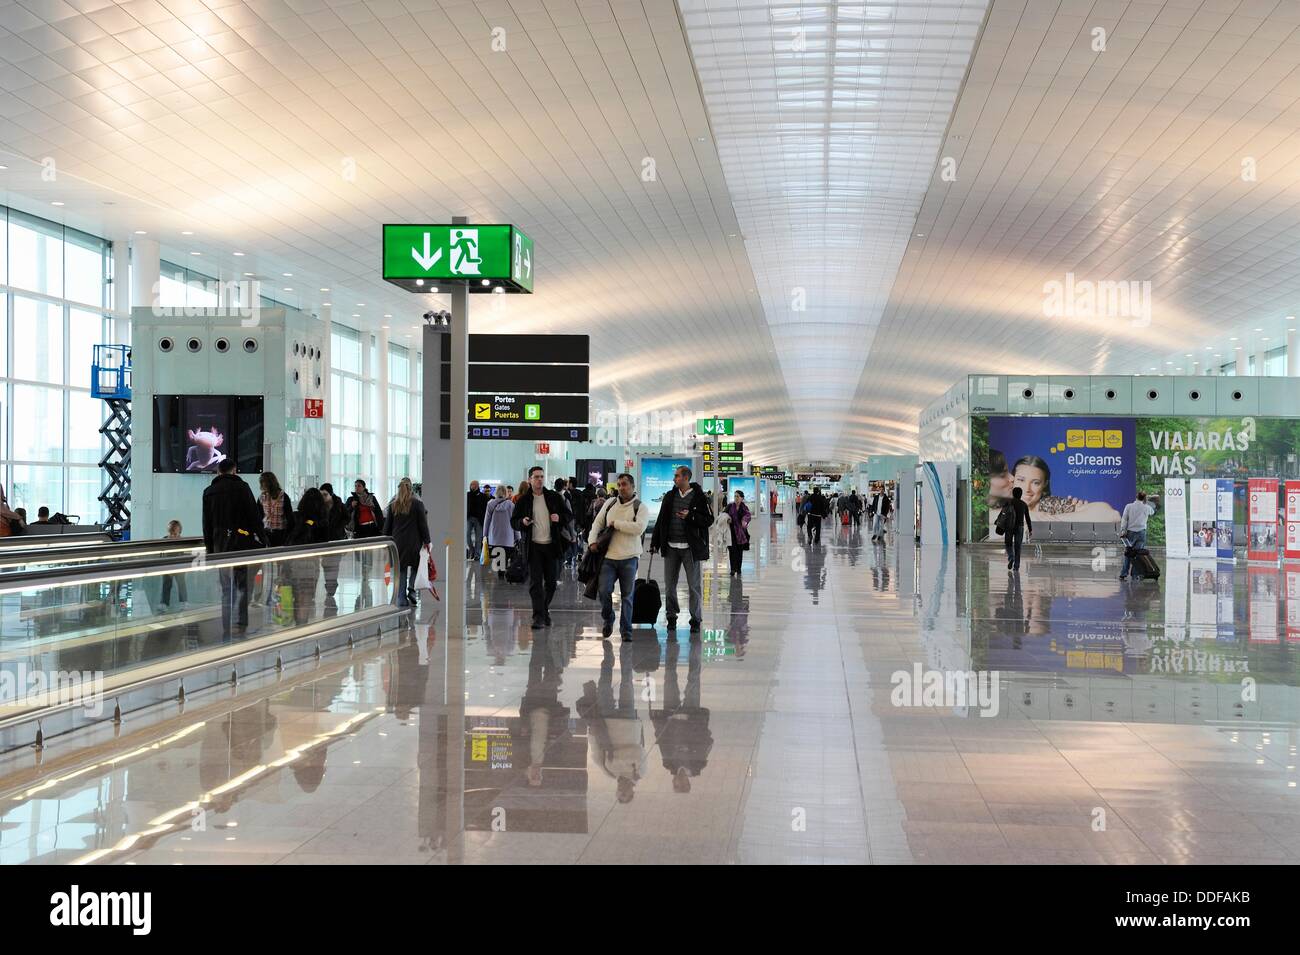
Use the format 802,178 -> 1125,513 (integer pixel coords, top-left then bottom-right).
0,537 -> 409,754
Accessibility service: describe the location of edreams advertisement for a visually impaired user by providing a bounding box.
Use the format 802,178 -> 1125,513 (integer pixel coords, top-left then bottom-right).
972,414 -> 1300,544
979,415 -> 1135,535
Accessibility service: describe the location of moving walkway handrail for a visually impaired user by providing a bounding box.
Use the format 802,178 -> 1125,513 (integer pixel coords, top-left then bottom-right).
0,536 -> 401,594
0,530 -> 111,550
0,536 -> 406,734
0,536 -> 204,573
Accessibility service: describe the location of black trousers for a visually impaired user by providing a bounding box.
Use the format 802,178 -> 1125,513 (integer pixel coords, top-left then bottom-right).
807,515 -> 822,542
1004,526 -> 1024,570
527,540 -> 559,619
728,544 -> 743,575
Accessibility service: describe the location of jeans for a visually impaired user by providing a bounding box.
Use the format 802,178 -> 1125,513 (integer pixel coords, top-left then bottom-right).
527,539 -> 559,620
663,546 -> 703,625
219,566 -> 250,635
599,556 -> 638,637
466,517 -> 483,558
1120,529 -> 1147,578
1004,526 -> 1024,570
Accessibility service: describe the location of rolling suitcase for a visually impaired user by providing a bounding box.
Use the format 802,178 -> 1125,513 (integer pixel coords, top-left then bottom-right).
1129,547 -> 1160,580
632,553 -> 662,625
506,547 -> 528,583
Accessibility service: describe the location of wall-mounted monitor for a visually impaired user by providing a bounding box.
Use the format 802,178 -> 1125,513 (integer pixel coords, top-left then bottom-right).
153,395 -> 264,474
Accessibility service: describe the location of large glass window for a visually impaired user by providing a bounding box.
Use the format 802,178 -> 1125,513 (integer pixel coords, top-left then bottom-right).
8,209 -> 64,297
0,204 -> 111,522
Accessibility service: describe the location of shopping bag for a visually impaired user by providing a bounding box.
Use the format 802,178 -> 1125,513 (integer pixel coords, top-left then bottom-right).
415,546 -> 431,590
480,539 -> 490,566
271,582 -> 295,627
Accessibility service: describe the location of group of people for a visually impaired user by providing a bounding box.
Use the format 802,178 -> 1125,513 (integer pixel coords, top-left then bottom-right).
0,486 -> 73,536
199,459 -> 432,634
794,485 -> 893,543
490,464 -> 754,642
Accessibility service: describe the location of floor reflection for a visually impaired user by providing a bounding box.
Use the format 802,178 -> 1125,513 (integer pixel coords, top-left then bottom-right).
1,515 -> 1298,864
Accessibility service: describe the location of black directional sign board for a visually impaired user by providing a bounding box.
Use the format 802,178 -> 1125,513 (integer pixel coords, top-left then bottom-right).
466,334 -> 589,441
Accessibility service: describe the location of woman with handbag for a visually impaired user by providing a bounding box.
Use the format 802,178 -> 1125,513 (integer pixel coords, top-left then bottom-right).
726,490 -> 752,577
483,485 -> 517,579
383,478 -> 430,607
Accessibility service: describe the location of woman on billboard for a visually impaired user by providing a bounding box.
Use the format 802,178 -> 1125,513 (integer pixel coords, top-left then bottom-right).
990,454 -> 1121,525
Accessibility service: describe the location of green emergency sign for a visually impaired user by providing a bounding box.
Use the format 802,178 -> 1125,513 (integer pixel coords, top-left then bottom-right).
382,224 -> 534,293
696,417 -> 733,436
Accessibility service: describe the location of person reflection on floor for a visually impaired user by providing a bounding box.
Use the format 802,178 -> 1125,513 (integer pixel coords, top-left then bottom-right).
871,537 -> 890,591
727,577 -> 750,657
577,639 -> 645,803
652,639 -> 712,793
804,539 -> 828,603
522,629 -> 570,788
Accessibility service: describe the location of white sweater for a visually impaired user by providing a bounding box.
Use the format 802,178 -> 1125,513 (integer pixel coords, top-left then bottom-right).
588,495 -> 649,560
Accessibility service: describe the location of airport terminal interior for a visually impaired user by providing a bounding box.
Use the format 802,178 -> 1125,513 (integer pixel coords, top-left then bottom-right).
0,0 -> 1298,869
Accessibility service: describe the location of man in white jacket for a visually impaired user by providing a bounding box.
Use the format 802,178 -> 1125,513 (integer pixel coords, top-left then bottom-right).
589,472 -> 650,640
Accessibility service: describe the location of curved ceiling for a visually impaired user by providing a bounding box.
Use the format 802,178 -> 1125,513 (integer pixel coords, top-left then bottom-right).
1,0 -> 1298,465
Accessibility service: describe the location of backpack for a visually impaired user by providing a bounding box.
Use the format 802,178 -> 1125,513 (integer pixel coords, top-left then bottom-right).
994,504 -> 1013,536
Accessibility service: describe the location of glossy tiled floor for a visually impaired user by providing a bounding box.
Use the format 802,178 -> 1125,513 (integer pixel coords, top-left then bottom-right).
2,516 -> 1298,864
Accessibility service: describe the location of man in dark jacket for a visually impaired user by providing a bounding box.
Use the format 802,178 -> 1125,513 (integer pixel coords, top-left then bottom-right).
1003,485 -> 1032,571
510,466 -> 571,629
202,459 -> 266,636
806,487 -> 829,543
649,465 -> 713,633
466,480 -> 488,559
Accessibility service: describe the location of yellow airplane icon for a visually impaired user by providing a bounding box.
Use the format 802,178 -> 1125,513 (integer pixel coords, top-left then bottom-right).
474,403 -> 491,420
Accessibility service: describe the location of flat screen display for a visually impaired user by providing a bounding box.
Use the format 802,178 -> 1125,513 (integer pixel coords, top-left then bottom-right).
153,395 -> 264,474
575,458 -> 616,488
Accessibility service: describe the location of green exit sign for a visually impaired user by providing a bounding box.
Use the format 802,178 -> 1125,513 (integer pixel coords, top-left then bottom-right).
696,417 -> 733,436
382,224 -> 534,293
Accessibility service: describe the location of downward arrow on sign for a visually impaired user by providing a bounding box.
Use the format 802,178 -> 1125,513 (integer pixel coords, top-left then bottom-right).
411,232 -> 443,270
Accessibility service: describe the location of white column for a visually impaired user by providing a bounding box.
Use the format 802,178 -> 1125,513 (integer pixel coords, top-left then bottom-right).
1255,346 -> 1268,377
1236,347 -> 1248,376
1288,327 -> 1299,376
377,327 -> 390,498
128,237 -> 160,311
1191,360 -> 1201,376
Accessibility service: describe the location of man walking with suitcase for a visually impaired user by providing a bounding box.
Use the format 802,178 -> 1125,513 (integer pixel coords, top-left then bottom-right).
588,472 -> 649,641
1118,491 -> 1156,580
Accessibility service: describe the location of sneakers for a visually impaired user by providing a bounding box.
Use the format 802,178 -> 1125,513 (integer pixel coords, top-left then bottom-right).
666,616 -> 678,629
531,617 -> 545,630
601,623 -> 613,640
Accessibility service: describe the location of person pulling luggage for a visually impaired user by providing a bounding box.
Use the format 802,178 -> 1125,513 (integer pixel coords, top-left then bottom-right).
588,472 -> 648,641
1118,491 -> 1156,580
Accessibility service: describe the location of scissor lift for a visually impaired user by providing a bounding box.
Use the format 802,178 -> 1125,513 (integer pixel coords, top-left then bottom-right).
91,344 -> 132,539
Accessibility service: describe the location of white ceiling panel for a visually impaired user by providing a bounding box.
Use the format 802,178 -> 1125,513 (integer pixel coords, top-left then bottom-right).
680,0 -> 990,459
846,0 -> 1300,456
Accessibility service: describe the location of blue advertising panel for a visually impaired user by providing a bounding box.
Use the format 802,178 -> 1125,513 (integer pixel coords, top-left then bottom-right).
1216,478 -> 1235,560
725,476 -> 757,507
986,415 -> 1135,525
640,457 -> 691,527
